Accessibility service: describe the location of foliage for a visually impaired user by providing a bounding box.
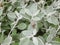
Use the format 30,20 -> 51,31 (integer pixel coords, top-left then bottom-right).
0,0 -> 60,45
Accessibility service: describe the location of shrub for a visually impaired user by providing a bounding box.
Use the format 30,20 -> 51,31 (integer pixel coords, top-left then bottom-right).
0,0 -> 60,45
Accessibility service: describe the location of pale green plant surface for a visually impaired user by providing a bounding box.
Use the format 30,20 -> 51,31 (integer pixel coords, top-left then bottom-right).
0,0 -> 60,45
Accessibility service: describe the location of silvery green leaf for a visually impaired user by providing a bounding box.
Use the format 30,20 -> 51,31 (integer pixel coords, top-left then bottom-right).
41,7 -> 53,16
47,16 -> 59,25
32,17 -> 40,21
27,24 -> 33,30
20,9 -> 31,20
38,36 -> 45,43
33,12 -> 45,21
10,0 -> 17,4
34,10 -> 40,16
46,34 -> 54,43
28,3 -> 37,14
28,41 -> 34,45
51,41 -> 60,45
44,6 -> 54,15
17,23 -> 27,30
19,38 -> 32,45
36,12 -> 45,21
22,30 -> 33,37
37,37 -> 44,45
1,35 -> 12,45
7,6 -> 12,11
20,9 -> 25,15
47,11 -> 56,17
49,27 -> 57,35
0,7 -> 3,16
7,12 -> 17,21
59,13 -> 60,19
51,0 -> 60,9
46,27 -> 57,34
18,0 -> 27,8
57,31 -> 60,35
0,0 -> 3,2
46,27 -> 57,42
0,30 -> 5,43
25,0 -> 29,2
52,43 -> 60,45
0,22 -> 1,32
21,25 -> 30,37
20,33 -> 25,39
15,11 -> 23,20
24,8 -> 32,16
0,35 -> 4,43
0,0 -> 60,45
32,37 -> 38,45
27,24 -> 37,36
45,43 -> 52,45
33,29 -> 37,35
22,13 -> 31,20
25,3 -> 39,16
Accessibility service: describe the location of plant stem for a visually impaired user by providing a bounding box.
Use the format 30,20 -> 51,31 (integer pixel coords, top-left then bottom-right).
8,18 -> 20,36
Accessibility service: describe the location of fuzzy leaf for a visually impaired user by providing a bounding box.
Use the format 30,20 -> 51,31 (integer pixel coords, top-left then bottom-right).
32,37 -> 38,45
17,23 -> 27,30
7,12 -> 17,21
1,35 -> 12,45
19,38 -> 32,45
47,16 -> 59,25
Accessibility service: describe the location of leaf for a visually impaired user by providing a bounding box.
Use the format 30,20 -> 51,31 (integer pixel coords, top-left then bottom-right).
19,38 -> 32,45
32,17 -> 40,21
20,9 -> 31,20
32,12 -> 45,21
27,24 -> 37,36
45,43 -> 52,45
51,0 -> 60,9
19,0 -> 27,8
32,37 -> 38,45
17,23 -> 27,30
0,7 -> 3,16
43,6 -> 55,15
7,6 -> 12,11
25,3 -> 39,16
33,29 -> 37,35
37,37 -> 44,45
10,0 -> 17,4
20,24 -> 34,38
21,30 -> 33,37
0,22 -> 1,32
7,12 -> 17,21
46,34 -> 54,43
38,36 -> 45,43
25,0 -> 29,2
11,29 -> 17,35
1,35 -> 12,45
0,30 -> 6,43
51,41 -> 60,45
0,33 -> 4,43
24,8 -> 32,16
46,27 -> 57,42
47,16 -> 59,25
21,24 -> 37,37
